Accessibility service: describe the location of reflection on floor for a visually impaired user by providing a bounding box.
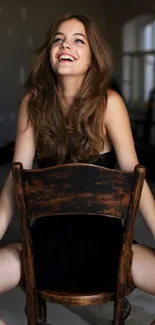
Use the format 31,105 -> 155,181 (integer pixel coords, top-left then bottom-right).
0,163 -> 155,325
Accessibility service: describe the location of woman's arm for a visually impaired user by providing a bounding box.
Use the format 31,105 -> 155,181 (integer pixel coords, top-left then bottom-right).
105,90 -> 155,238
0,94 -> 36,240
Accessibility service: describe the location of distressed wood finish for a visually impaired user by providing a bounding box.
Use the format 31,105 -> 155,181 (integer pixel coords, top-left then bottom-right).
24,164 -> 135,219
12,162 -> 145,325
37,286 -> 133,305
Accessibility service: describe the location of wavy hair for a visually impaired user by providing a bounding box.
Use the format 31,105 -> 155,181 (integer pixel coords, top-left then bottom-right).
25,13 -> 112,163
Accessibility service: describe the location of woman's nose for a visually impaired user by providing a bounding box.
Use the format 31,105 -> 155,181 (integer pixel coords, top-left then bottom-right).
60,40 -> 72,49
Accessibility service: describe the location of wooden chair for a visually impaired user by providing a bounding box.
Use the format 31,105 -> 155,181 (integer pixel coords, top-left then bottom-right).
12,162 -> 145,325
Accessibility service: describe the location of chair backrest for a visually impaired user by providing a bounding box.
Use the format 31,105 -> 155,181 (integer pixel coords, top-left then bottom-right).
12,162 -> 145,220
12,162 -> 145,299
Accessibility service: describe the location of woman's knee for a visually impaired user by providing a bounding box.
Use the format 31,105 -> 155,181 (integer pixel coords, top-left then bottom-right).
131,244 -> 155,295
0,243 -> 22,293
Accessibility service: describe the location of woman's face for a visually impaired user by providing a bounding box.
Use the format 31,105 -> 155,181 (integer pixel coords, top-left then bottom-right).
50,19 -> 91,78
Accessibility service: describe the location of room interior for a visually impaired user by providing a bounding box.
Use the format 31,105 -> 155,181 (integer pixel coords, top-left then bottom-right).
0,0 -> 155,324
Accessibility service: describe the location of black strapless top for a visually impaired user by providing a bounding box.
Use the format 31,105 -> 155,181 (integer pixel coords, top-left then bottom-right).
37,150 -> 116,169
31,151 -> 123,293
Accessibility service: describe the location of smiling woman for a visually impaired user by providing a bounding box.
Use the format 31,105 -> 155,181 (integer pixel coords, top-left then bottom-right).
26,13 -> 112,162
50,19 -> 91,78
0,12 -> 155,325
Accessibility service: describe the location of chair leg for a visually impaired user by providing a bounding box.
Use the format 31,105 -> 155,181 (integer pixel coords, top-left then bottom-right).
111,298 -> 131,325
112,296 -> 126,325
25,299 -> 38,325
25,297 -> 47,325
37,296 -> 47,323
24,301 -> 38,325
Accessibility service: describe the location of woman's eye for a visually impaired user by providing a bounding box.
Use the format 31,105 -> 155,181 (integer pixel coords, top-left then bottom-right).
75,39 -> 85,44
53,38 -> 63,43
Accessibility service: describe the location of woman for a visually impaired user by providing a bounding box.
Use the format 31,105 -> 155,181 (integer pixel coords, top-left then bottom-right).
0,13 -> 155,325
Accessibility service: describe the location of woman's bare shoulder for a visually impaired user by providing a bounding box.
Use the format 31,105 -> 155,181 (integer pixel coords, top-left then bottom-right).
105,89 -> 128,120
107,89 -> 124,104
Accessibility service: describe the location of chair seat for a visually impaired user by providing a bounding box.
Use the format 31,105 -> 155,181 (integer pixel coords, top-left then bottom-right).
20,264 -> 135,306
37,286 -> 134,305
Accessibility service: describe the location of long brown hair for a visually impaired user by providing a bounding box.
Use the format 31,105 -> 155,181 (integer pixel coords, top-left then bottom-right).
25,13 -> 112,163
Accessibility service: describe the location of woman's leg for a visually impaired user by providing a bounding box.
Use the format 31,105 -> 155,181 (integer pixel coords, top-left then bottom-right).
0,243 -> 21,293
0,243 -> 22,325
132,243 -> 155,295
